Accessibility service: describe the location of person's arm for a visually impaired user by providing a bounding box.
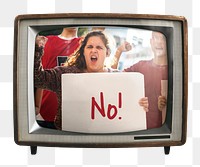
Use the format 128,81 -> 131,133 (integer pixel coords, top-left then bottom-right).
111,41 -> 132,69
34,36 -> 62,92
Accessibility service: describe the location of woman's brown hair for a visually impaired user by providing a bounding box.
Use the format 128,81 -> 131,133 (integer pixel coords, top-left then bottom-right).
67,31 -> 110,71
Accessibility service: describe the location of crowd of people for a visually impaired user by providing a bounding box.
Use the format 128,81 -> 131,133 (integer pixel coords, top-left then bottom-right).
34,27 -> 168,130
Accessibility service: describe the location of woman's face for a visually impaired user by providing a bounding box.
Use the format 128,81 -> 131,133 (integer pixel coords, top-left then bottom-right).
84,36 -> 108,73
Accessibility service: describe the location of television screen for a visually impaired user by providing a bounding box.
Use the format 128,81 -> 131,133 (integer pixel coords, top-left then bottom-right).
13,13 -> 188,155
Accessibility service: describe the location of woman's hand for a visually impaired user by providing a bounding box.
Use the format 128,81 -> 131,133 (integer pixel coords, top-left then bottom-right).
35,35 -> 48,54
35,35 -> 48,47
139,97 -> 149,112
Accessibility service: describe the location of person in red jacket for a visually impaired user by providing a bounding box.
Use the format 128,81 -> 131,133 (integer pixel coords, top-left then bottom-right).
35,27 -> 82,129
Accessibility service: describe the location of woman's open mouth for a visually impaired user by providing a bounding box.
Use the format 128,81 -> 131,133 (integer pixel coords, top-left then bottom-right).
91,55 -> 98,62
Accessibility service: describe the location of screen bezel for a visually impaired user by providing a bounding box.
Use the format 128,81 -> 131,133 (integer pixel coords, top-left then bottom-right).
13,13 -> 188,148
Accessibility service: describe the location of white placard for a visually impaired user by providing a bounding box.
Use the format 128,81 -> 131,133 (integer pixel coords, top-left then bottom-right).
62,72 -> 146,133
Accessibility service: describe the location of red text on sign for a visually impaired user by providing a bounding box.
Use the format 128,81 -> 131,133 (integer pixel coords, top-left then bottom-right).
91,92 -> 122,120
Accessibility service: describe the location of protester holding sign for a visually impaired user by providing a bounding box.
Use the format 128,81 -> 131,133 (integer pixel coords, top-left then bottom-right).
34,31 -> 148,130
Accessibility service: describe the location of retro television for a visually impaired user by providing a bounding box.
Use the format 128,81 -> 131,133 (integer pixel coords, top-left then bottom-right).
13,13 -> 188,155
